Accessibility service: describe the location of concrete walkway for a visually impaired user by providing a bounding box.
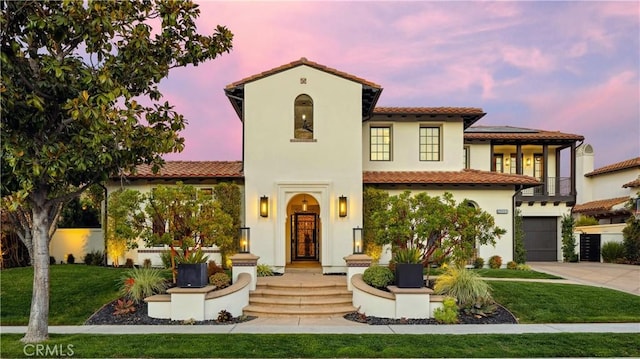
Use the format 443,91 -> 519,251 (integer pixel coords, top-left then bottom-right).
529,262 -> 640,296
2,322 -> 639,335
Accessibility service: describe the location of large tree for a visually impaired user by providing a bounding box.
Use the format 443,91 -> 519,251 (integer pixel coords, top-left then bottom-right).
1,0 -> 232,342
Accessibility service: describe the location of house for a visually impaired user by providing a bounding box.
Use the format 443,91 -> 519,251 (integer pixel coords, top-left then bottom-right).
572,151 -> 640,261
105,58 -> 586,271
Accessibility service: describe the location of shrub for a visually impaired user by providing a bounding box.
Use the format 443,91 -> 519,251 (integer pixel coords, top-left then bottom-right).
113,298 -> 136,316
84,252 -> 94,265
506,261 -> 517,270
516,263 -> 531,271
84,250 -> 105,266
209,272 -> 231,289
66,253 -> 75,264
561,214 -> 578,262
160,250 -> 174,269
434,265 -> 493,308
488,255 -> 502,269
49,256 -> 56,265
143,258 -> 152,268
433,296 -> 458,324
217,309 -> 232,322
472,257 -> 484,269
622,215 -> 640,263
575,215 -> 599,227
601,242 -> 626,263
256,263 -> 274,277
392,247 -> 422,264
120,267 -> 169,303
208,261 -> 225,277
124,258 -> 134,268
362,265 -> 394,289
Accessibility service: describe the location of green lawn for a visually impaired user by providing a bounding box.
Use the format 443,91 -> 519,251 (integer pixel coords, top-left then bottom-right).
0,265 -> 125,325
425,267 -> 562,279
490,281 -> 640,323
2,333 -> 639,358
2,265 -> 640,358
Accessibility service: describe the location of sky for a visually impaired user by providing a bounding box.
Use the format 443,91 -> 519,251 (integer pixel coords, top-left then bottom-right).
159,1 -> 639,170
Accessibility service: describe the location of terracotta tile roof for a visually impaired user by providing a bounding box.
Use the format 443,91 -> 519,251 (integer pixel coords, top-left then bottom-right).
573,196 -> 630,214
585,157 -> 640,177
464,126 -> 584,141
363,169 -> 540,187
225,57 -> 381,89
623,177 -> 640,188
124,161 -> 243,179
373,107 -> 485,116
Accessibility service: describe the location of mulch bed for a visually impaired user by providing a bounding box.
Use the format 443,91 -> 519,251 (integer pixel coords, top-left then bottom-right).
86,299 -> 517,326
343,304 -> 518,325
84,300 -> 256,325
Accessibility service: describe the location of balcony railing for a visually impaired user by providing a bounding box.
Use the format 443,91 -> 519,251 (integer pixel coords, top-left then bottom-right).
520,177 -> 572,197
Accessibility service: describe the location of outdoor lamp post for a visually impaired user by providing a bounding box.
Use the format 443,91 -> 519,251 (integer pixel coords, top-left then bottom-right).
238,227 -> 250,253
353,227 -> 363,254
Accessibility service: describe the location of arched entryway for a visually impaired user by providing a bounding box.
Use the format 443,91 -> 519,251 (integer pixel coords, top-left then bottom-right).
286,193 -> 321,263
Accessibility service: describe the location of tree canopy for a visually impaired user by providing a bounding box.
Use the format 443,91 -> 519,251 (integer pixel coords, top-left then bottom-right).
372,191 -> 505,266
1,0 -> 232,343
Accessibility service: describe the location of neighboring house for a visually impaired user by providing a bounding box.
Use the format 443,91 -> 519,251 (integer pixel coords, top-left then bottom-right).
572,151 -> 640,261
105,58 -> 586,271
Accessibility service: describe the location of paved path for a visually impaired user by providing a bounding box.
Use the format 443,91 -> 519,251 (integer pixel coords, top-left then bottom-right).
2,322 -> 639,335
529,262 -> 640,296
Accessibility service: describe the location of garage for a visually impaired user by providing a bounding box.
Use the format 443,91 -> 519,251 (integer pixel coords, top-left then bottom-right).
523,217 -> 558,261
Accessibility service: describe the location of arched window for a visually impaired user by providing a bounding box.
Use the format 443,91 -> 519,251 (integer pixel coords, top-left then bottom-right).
294,94 -> 313,139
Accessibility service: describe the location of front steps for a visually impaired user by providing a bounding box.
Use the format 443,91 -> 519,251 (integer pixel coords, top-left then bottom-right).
244,272 -> 356,317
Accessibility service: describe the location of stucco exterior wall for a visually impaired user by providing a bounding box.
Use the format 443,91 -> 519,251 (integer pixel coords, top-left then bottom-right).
363,118 -> 465,172
50,228 -> 104,264
242,65 -> 364,273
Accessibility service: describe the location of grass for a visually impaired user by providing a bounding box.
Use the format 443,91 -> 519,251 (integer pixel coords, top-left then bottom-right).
0,265 -> 125,325
1,333 -> 639,357
491,281 -> 640,323
474,268 -> 562,279
425,267 -> 562,279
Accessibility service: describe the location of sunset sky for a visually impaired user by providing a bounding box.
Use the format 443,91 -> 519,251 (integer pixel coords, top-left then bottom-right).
159,1 -> 639,170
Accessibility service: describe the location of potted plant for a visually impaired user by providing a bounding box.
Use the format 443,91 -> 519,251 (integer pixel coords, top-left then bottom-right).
393,247 -> 424,288
175,248 -> 209,288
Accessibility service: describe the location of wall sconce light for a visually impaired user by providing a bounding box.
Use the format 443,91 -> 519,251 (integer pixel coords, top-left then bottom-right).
238,227 -> 250,253
259,196 -> 269,217
526,158 -> 532,166
339,195 -> 347,217
302,195 -> 308,212
353,227 -> 363,254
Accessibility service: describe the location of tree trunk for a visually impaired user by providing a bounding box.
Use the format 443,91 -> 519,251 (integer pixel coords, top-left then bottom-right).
21,191 -> 51,343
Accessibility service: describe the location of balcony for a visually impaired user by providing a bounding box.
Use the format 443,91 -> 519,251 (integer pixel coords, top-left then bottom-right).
517,177 -> 575,206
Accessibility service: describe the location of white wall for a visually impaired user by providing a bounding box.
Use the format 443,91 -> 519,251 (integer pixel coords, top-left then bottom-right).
242,65 -> 364,273
363,118 -> 465,172
50,228 -> 104,263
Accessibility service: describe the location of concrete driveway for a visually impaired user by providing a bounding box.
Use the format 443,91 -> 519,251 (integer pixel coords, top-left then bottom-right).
530,262 -> 640,296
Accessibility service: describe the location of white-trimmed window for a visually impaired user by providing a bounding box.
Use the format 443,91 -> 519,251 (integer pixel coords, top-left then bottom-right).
370,126 -> 391,161
419,126 -> 441,161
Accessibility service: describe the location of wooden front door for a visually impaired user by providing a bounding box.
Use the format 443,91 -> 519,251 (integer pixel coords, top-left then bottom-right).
291,213 -> 318,260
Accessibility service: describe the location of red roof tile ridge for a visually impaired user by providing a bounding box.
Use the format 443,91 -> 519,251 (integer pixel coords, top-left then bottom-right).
586,157 -> 640,177
573,196 -> 631,213
226,57 -> 381,89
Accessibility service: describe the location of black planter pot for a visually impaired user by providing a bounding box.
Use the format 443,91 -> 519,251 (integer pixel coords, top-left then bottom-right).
395,263 -> 424,288
177,263 -> 208,288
